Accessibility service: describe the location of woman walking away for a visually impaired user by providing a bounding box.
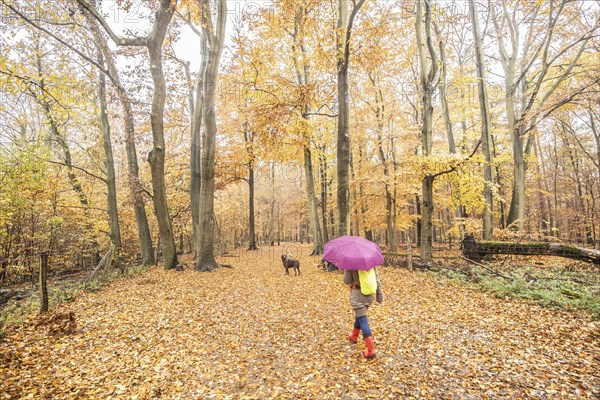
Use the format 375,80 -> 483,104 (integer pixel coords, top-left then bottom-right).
322,235 -> 385,358
344,267 -> 384,359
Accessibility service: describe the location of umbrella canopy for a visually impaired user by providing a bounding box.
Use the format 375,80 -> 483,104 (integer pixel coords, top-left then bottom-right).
322,236 -> 384,271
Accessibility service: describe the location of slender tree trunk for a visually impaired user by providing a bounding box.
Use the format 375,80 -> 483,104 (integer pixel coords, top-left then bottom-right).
421,176 -> 434,261
191,33 -> 208,255
268,163 -> 276,243
336,0 -> 365,237
552,130 -> 560,236
337,60 -> 351,237
320,151 -> 330,243
329,172 -> 336,239
534,134 -> 552,234
376,132 -> 394,250
196,65 -> 220,270
196,0 -> 226,271
97,50 -> 121,250
123,108 -> 154,265
415,195 -> 422,247
357,143 -> 368,238
147,36 -> 179,270
416,0 -> 438,262
304,146 -> 323,254
248,165 -> 257,250
350,151 -> 360,236
470,0 -> 494,240
592,109 -> 600,180
243,126 -> 258,251
506,126 -> 526,229
391,137 -> 398,244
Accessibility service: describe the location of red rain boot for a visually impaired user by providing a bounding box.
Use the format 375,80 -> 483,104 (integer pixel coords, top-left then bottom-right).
348,328 -> 361,344
363,336 -> 376,359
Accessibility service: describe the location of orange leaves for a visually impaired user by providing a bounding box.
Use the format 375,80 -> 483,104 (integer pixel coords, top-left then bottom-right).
1,245 -> 599,398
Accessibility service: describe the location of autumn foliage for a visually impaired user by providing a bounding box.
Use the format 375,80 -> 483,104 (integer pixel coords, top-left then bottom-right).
0,1 -> 600,397
1,246 -> 599,398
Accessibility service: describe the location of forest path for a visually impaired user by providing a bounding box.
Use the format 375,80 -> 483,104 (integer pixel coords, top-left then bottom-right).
1,244 -> 598,399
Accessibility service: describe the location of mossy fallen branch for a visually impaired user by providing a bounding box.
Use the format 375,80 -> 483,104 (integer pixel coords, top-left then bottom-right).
462,235 -> 600,265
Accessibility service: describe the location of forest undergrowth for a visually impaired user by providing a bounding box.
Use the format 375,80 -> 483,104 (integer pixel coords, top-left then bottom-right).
0,245 -> 598,399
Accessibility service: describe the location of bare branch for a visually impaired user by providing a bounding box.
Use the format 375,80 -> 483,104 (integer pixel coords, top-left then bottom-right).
1,0 -> 119,88
429,138 -> 483,180
75,0 -> 147,46
38,156 -> 107,183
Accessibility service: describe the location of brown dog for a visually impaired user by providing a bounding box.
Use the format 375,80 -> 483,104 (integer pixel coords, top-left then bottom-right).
281,255 -> 300,276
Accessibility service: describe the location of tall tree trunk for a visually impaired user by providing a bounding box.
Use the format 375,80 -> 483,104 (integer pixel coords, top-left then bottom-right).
491,134 -> 506,229
421,176 -> 434,261
304,146 -> 323,254
391,137 -> 398,245
506,127 -> 526,229
358,143 -> 368,238
122,105 -> 155,265
552,130 -> 560,236
196,0 -> 226,272
147,37 -> 179,270
415,195 -> 422,247
350,151 -> 360,236
336,0 -> 365,237
416,0 -> 438,262
191,33 -> 208,256
268,163 -> 276,243
97,50 -> 121,250
319,151 -> 330,243
534,134 -> 552,234
336,57 -> 351,237
248,165 -> 257,250
243,126 -> 258,251
470,0 -> 494,240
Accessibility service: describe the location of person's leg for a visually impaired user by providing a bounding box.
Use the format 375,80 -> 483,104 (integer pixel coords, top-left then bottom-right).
356,315 -> 372,338
357,315 -> 375,358
348,317 -> 361,343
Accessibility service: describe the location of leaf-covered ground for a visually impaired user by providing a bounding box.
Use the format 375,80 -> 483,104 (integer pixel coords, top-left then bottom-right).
1,245 -> 598,399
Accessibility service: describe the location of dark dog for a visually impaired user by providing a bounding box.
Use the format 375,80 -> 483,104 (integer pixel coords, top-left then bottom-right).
281,254 -> 301,276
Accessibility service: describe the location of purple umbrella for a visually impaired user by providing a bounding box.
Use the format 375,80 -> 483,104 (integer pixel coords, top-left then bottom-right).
322,236 -> 384,271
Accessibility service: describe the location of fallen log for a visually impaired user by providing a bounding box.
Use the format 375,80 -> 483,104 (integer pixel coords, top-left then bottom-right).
461,235 -> 600,265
